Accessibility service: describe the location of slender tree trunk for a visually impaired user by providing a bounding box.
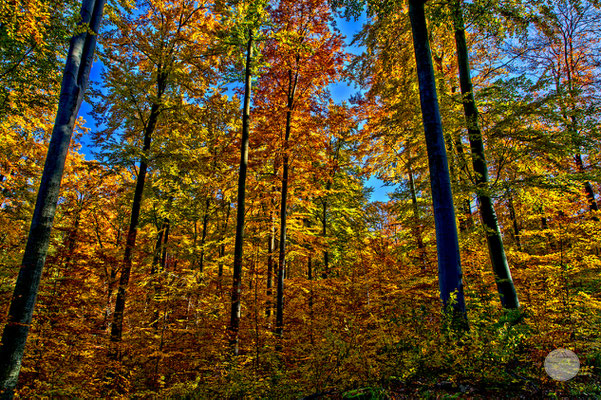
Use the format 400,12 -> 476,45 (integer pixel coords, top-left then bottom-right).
266,211 -> 275,318
0,1 -> 105,397
452,0 -> 519,309
150,219 -> 167,330
454,137 -> 474,230
229,32 -> 253,356
275,68 -> 298,340
219,202 -> 230,278
408,163 -> 424,250
110,94 -> 163,343
151,219 -> 168,275
409,0 -> 466,319
507,189 -> 522,251
160,219 -> 170,270
198,197 -> 211,272
321,181 -> 330,279
574,152 -> 598,212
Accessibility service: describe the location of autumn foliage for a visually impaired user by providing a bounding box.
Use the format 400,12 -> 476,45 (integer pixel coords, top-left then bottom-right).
1,0 -> 601,398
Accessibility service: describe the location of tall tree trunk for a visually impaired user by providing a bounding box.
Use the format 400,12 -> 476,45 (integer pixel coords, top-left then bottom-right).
454,137 -> 474,231
0,1 -> 105,397
275,67 -> 298,340
409,0 -> 466,319
266,210 -> 275,318
160,219 -> 170,270
452,0 -> 519,309
218,202 -> 230,278
408,162 -> 424,250
198,197 -> 211,272
151,218 -> 168,275
507,189 -> 522,251
150,218 -> 167,330
229,32 -> 253,356
321,181 -> 331,279
110,91 -> 164,343
574,152 -> 598,213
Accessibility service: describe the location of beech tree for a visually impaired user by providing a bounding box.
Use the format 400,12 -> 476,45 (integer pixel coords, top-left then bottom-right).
92,0 -> 217,345
253,0 -> 346,340
0,0 -> 105,396
408,0 -> 466,318
225,0 -> 269,356
0,0 -> 600,398
450,0 -> 519,309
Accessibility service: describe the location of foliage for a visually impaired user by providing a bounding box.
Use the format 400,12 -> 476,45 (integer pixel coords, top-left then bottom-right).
1,0 -> 601,398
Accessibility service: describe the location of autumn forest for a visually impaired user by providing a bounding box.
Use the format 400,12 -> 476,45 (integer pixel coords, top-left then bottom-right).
1,0 -> 600,398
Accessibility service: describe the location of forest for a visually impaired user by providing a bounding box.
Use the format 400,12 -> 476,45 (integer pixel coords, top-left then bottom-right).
0,0 -> 600,398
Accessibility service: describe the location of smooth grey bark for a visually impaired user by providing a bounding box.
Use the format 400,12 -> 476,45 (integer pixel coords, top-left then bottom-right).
229,32 -> 253,356
0,1 -> 106,397
275,67 -> 298,340
408,0 -> 466,318
452,0 -> 519,309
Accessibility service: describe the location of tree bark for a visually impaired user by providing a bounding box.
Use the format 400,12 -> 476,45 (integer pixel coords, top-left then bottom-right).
0,1 -> 105,397
229,32 -> 253,356
409,0 -> 466,319
452,0 -> 519,309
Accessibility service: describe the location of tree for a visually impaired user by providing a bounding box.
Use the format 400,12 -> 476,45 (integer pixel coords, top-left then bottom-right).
408,0 -> 466,319
450,0 -> 519,309
0,0 -> 105,397
226,0 -> 269,356
526,0 -> 601,213
92,0 -> 217,345
252,0 -> 346,341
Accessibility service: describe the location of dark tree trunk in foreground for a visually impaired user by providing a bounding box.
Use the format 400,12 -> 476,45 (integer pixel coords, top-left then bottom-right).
275,68 -> 298,341
229,32 -> 253,356
452,0 -> 519,309
0,1 -> 106,397
409,0 -> 466,319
